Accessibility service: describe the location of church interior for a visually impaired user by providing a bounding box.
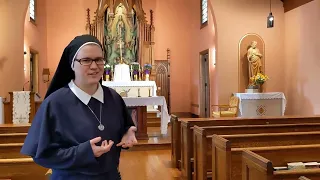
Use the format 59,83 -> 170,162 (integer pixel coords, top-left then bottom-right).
1,0 -> 320,179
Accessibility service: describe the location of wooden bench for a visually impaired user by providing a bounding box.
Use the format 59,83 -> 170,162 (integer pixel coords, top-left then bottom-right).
242,144 -> 320,180
211,131 -> 320,180
0,133 -> 27,144
0,158 -> 48,180
179,116 -> 320,179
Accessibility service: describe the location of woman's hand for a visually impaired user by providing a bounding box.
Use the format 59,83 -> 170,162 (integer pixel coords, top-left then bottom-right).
90,137 -> 114,157
116,126 -> 138,148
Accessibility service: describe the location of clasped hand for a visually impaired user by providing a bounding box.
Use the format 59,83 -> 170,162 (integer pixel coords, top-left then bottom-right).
89,126 -> 138,157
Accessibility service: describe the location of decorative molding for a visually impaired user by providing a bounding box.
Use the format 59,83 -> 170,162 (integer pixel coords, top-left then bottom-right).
238,33 -> 265,93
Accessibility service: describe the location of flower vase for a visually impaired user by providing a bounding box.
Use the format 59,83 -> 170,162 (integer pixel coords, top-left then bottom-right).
105,74 -> 110,81
145,73 -> 149,81
258,83 -> 263,93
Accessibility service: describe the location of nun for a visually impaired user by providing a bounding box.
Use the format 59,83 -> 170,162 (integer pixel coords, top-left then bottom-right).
21,34 -> 137,179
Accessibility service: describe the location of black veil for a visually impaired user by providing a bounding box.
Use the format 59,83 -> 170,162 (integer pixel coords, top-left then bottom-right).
45,35 -> 103,99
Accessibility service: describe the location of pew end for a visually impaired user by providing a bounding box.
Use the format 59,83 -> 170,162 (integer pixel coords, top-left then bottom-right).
242,149 -> 273,180
212,134 -> 232,180
193,125 -> 208,180
170,114 -> 180,169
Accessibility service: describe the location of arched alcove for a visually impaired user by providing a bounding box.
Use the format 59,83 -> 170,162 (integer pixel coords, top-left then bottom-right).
238,33 -> 265,93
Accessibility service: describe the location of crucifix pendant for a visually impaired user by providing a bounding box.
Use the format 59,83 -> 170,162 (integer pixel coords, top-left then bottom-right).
98,124 -> 105,131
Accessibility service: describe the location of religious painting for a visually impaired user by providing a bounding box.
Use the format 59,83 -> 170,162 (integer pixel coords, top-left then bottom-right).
103,4 -> 139,66
238,33 -> 265,93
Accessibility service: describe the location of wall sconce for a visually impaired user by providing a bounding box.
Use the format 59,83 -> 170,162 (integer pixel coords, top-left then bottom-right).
42,68 -> 50,83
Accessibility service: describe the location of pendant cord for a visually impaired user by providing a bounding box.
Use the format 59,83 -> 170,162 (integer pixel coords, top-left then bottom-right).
87,103 -> 103,125
270,0 -> 272,13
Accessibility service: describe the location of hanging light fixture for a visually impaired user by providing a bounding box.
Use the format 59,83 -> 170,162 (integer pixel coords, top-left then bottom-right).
267,0 -> 274,28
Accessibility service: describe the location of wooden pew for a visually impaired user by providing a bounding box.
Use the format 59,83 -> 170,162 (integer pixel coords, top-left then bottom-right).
242,144 -> 320,180
193,123 -> 320,180
211,131 -> 320,180
0,133 -> 27,144
0,158 -> 48,180
180,116 -> 320,180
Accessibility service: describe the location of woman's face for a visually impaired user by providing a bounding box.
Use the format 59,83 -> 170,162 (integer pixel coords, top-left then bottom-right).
73,44 -> 104,86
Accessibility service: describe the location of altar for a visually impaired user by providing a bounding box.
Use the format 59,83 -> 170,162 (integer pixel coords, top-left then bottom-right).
102,81 -> 157,97
233,92 -> 286,117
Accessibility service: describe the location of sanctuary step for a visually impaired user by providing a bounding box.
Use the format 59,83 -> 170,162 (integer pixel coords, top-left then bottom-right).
0,125 -> 30,134
147,111 -> 161,127
0,143 -> 26,159
0,133 -> 27,144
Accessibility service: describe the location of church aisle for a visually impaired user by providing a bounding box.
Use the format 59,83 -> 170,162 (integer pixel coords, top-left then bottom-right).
119,150 -> 180,180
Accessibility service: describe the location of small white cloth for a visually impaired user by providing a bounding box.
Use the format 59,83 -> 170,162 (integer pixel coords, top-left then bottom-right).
113,64 -> 131,82
0,97 -> 4,124
12,91 -> 31,124
123,96 -> 170,135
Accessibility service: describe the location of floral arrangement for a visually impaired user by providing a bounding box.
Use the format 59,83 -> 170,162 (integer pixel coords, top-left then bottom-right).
250,73 -> 269,85
104,64 -> 111,75
131,62 -> 140,75
144,64 -> 152,74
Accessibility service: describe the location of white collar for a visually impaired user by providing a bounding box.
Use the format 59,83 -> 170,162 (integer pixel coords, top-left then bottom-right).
68,80 -> 104,105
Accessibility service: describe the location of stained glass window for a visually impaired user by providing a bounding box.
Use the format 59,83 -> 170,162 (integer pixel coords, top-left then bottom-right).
30,0 -> 35,21
201,0 -> 208,25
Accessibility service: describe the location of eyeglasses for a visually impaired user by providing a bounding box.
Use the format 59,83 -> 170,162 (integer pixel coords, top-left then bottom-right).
74,58 -> 106,66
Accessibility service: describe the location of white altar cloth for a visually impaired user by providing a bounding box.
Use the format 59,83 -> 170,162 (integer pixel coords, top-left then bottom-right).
12,91 -> 31,124
0,97 -> 4,124
233,92 -> 286,117
102,81 -> 157,97
122,96 -> 170,135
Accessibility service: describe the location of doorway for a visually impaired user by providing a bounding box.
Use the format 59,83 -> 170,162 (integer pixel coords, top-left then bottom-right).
200,49 -> 210,118
29,49 -> 39,93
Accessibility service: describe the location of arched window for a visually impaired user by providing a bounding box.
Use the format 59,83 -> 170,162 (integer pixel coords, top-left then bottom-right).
201,0 -> 208,27
30,0 -> 36,22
